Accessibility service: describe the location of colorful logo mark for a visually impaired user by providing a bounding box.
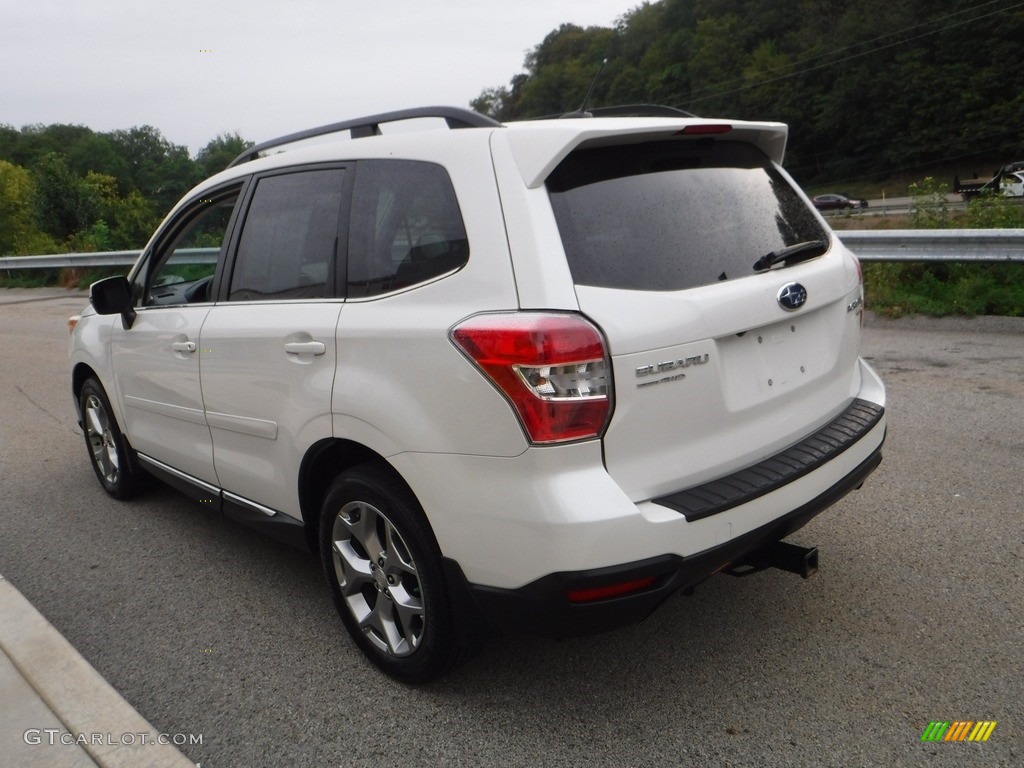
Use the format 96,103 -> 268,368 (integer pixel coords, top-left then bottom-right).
921,721 -> 997,742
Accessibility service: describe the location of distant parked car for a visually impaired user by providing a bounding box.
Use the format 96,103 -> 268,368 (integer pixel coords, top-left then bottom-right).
813,194 -> 867,211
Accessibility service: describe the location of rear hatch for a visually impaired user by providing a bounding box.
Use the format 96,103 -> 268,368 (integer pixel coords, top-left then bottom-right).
543,130 -> 865,501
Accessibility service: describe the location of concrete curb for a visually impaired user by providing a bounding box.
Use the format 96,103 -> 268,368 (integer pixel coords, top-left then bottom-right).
0,574 -> 195,768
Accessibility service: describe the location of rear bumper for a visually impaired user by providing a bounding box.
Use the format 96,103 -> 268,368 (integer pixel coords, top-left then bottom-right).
454,431 -> 884,639
652,398 -> 884,521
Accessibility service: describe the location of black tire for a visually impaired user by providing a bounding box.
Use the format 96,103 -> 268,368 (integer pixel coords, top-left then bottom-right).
79,378 -> 150,499
319,462 -> 466,683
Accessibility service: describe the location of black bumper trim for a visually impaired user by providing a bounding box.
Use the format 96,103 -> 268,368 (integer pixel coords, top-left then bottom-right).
652,399 -> 885,522
454,439 -> 884,639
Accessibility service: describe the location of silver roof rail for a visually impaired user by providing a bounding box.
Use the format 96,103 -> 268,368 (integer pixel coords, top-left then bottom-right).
227,106 -> 502,168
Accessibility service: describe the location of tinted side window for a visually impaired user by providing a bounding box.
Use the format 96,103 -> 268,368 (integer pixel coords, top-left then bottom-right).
347,160 -> 468,298
229,169 -> 344,301
144,186 -> 241,307
547,141 -> 828,292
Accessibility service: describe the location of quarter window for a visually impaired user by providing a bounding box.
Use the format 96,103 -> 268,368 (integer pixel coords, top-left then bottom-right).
229,169 -> 345,301
347,160 -> 468,298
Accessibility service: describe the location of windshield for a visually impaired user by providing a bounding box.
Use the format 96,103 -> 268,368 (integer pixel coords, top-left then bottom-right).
546,140 -> 828,292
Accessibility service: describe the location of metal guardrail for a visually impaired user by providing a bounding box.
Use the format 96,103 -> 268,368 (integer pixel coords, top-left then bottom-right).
837,229 -> 1024,263
1,232 -> 1023,270
0,248 -> 217,271
0,249 -> 141,270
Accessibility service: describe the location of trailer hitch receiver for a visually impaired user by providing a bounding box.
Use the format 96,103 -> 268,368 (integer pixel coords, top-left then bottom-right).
724,540 -> 819,580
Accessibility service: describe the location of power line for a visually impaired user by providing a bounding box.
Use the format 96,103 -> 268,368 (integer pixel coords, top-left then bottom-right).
785,123 -> 1023,169
793,143 -> 1019,188
667,0 -> 1024,108
682,0 -> 1014,102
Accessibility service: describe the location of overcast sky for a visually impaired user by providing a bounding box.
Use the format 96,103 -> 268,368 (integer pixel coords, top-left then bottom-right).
1,0 -> 641,155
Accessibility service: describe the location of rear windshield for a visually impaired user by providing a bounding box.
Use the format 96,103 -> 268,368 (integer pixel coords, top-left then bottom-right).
546,140 -> 828,292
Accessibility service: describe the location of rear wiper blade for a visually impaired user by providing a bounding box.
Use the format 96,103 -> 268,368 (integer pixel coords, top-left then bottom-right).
753,240 -> 827,272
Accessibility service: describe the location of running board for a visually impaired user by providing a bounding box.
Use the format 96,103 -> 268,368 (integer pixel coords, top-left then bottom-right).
135,453 -> 309,551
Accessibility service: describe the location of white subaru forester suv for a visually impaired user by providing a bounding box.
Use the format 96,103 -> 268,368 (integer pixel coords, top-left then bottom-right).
70,106 -> 886,682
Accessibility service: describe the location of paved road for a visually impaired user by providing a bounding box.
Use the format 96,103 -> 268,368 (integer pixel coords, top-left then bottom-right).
1,289 -> 1021,767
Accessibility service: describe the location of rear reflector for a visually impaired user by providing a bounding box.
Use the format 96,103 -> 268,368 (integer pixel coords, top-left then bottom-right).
450,313 -> 612,444
566,576 -> 658,604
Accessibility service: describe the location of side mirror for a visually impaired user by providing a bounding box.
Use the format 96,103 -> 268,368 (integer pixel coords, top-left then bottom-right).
90,275 -> 137,329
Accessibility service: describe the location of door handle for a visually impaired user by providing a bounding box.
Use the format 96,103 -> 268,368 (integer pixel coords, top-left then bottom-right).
171,341 -> 196,353
284,341 -> 326,356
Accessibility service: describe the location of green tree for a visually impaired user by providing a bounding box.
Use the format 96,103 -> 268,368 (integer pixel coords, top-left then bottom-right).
0,160 -> 57,255
196,132 -> 253,178
67,132 -> 130,188
484,24 -> 617,118
80,171 -> 157,249
108,125 -> 198,213
685,14 -> 747,115
473,0 -> 1024,186
31,153 -> 93,241
470,87 -> 512,120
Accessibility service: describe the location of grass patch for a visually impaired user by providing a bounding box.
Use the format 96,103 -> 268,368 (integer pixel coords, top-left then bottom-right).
835,182 -> 1024,316
67,267 -> 129,289
864,262 -> 1024,317
829,215 -> 912,231
0,267 -> 126,290
0,269 -> 59,288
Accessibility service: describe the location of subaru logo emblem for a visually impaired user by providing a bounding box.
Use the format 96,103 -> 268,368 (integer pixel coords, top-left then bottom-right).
777,282 -> 807,311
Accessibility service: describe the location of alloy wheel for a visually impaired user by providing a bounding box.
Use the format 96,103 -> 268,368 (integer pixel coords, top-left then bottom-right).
84,394 -> 120,486
330,500 -> 425,657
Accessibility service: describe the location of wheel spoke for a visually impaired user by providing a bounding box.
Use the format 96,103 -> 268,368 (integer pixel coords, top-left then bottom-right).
384,522 -> 416,575
99,444 -> 114,481
84,399 -> 108,436
360,595 -> 406,655
87,431 -> 104,460
389,585 -> 424,651
85,404 -> 106,436
341,502 -> 384,559
332,539 -> 374,595
106,439 -> 120,471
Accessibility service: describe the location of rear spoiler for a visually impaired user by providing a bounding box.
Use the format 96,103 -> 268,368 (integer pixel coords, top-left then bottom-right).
501,119 -> 789,189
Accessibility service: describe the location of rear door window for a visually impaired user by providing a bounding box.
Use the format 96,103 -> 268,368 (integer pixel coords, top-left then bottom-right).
546,140 -> 828,292
228,168 -> 345,301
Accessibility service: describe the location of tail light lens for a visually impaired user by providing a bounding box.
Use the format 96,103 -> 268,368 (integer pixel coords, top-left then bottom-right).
849,251 -> 865,327
851,251 -> 864,284
450,313 -> 612,444
678,124 -> 732,136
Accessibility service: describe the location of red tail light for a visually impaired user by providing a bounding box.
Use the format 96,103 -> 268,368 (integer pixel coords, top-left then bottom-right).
851,251 -> 864,284
679,124 -> 732,136
450,313 -> 612,444
849,252 -> 865,327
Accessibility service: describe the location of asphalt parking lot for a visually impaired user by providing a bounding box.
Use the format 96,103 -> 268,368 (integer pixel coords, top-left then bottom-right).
1,288 -> 1021,767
